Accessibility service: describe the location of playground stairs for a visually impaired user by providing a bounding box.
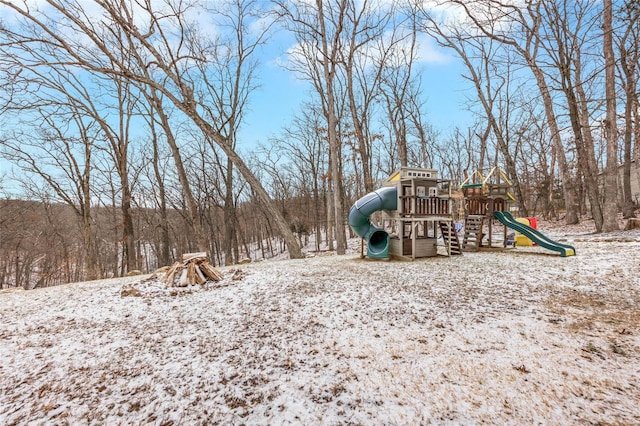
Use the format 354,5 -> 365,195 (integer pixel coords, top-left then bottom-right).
438,221 -> 462,255
462,215 -> 485,251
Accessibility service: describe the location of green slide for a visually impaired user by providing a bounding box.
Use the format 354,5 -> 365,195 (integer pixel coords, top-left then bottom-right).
348,186 -> 398,259
493,211 -> 576,257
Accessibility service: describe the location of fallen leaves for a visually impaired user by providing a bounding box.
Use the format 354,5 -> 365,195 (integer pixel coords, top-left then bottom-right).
513,364 -> 530,374
120,287 -> 141,297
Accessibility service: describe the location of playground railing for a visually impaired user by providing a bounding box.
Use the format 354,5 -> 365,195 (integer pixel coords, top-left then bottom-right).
464,197 -> 506,216
400,196 -> 451,217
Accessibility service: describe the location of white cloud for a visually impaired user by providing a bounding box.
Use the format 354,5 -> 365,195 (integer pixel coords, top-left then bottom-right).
416,33 -> 453,65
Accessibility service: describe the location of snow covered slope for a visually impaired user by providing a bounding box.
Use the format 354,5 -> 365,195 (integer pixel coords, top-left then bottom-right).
1,230 -> 639,424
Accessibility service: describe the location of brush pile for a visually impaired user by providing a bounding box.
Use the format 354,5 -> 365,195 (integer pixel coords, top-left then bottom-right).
164,252 -> 223,287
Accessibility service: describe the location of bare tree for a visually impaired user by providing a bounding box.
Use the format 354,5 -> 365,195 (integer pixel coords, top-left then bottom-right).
602,0 -> 620,231
538,0 -> 607,230
418,7 -> 527,213
275,0 -> 350,254
436,126 -> 476,187
197,0 -> 270,264
378,9 -> 420,169
0,0 -> 304,258
80,73 -> 141,274
342,0 -> 400,193
616,1 -> 639,220
379,72 -> 417,169
438,0 -> 581,224
1,116 -> 100,280
269,104 -> 329,251
138,100 -> 175,267
406,92 -> 439,170
0,27 -> 120,280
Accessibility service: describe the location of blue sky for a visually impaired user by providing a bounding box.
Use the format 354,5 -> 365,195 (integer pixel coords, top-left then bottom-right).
237,35 -> 473,150
0,2 -> 476,198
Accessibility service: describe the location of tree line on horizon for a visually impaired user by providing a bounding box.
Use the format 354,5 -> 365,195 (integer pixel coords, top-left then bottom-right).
0,0 -> 638,289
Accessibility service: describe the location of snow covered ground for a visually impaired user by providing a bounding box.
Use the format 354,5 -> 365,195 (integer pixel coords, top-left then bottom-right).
1,220 -> 639,425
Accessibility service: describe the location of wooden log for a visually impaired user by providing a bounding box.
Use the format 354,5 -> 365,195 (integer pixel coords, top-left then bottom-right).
164,261 -> 182,287
178,267 -> 189,287
187,262 -> 197,285
200,261 -> 224,282
182,252 -> 208,263
165,253 -> 224,287
194,264 -> 207,284
202,262 -> 223,281
626,218 -> 640,230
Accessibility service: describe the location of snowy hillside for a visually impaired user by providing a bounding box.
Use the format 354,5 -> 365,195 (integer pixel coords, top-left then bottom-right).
1,223 -> 640,424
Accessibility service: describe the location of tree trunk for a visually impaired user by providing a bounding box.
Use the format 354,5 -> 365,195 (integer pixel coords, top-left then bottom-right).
312,172 -> 322,252
316,0 -> 347,255
567,91 -> 603,231
346,68 -> 373,194
223,157 -> 236,265
188,112 -> 304,258
120,178 -> 136,273
326,182 -> 335,251
559,59 -> 604,231
621,83 -> 635,219
82,209 -> 98,281
81,142 -> 99,281
147,92 -> 208,252
601,0 -> 619,232
396,114 -> 408,167
528,64 -> 580,224
619,23 -> 638,219
150,131 -> 172,267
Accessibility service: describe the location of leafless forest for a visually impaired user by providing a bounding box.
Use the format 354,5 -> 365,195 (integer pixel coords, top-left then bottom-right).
1,0 -> 638,289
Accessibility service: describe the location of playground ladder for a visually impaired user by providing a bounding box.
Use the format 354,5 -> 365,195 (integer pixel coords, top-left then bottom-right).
462,215 -> 485,251
438,221 -> 462,255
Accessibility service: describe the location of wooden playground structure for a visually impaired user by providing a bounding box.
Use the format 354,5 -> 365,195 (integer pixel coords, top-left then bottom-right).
379,167 -> 461,260
349,165 -> 575,259
460,167 -> 516,251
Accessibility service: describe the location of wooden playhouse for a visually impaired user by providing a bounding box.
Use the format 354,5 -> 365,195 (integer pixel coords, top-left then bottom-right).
380,167 -> 461,260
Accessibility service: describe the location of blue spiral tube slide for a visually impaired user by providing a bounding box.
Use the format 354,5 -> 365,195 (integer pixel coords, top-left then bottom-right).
348,186 -> 398,258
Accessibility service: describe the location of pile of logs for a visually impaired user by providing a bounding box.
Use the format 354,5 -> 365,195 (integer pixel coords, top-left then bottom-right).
164,252 -> 224,287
